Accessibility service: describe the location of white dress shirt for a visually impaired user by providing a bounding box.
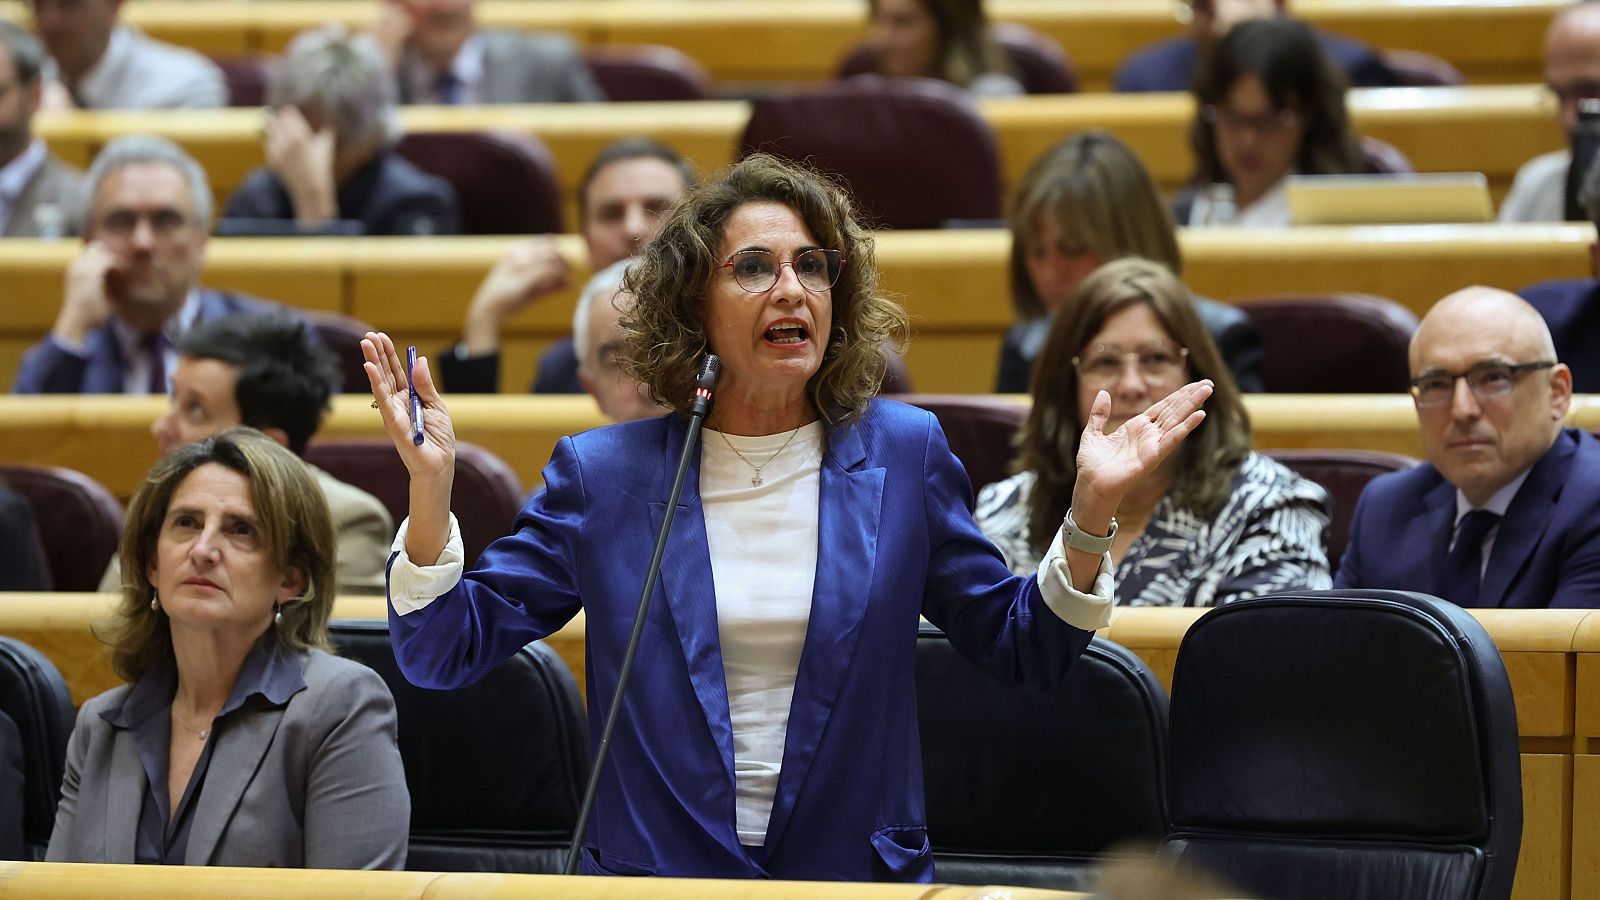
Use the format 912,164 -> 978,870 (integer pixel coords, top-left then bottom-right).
402,35 -> 485,105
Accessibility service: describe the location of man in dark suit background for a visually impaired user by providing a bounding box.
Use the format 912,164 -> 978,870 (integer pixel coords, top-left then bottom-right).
12,135 -> 282,394
1516,155 -> 1600,392
1336,287 -> 1600,608
0,23 -> 81,239
1114,0 -> 1398,93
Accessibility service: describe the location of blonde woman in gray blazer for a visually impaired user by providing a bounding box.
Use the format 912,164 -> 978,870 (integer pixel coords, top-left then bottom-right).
47,429 -> 409,868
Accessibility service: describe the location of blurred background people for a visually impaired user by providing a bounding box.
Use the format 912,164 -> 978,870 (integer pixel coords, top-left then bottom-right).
1500,1 -> 1600,222
1178,16 -> 1366,227
28,0 -> 225,108
566,259 -> 663,423
977,258 -> 1330,606
1001,131 -> 1263,394
47,429 -> 409,867
223,27 -> 459,237
854,0 -> 1022,96
0,481 -> 49,591
0,22 -> 81,238
374,0 -> 602,104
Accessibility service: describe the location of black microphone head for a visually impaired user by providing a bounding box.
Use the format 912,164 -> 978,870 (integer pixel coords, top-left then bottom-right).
696,354 -> 721,392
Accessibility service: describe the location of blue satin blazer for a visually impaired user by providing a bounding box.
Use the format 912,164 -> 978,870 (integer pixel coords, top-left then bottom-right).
388,398 -> 1093,881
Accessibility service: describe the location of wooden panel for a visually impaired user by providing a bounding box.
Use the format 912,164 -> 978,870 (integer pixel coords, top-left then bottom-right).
1574,755 -> 1600,899
1518,754 -> 1573,900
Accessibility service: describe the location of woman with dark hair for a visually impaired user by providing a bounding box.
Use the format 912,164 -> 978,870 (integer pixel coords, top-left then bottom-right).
47,428 -> 408,867
1000,130 -> 1264,393
1179,16 -> 1365,226
859,0 -> 1022,95
978,258 -> 1331,607
363,154 -> 1212,881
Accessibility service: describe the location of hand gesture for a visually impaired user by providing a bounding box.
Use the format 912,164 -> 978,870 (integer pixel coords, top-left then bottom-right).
264,106 -> 338,225
460,238 -> 573,354
54,242 -> 122,346
1075,380 -> 1213,513
363,331 -> 456,483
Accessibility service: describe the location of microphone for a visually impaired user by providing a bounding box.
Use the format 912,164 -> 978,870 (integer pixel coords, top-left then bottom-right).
564,354 -> 721,875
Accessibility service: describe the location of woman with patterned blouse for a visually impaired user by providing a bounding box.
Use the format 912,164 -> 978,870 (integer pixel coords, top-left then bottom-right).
976,258 -> 1332,607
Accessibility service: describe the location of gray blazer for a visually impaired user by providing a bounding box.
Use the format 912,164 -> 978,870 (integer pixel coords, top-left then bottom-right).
5,154 -> 83,238
401,29 -> 603,103
46,649 -> 409,868
74,26 -> 227,109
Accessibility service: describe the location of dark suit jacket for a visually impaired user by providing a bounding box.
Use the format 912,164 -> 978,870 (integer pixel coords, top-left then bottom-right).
399,29 -> 604,104
222,151 -> 460,237
46,649 -> 409,868
0,712 -> 23,861
0,487 -> 50,591
11,289 -> 277,394
387,399 -> 1094,880
1518,279 -> 1600,393
1113,28 -> 1399,92
5,154 -> 83,238
1335,428 -> 1600,608
995,295 -> 1266,393
438,336 -> 584,395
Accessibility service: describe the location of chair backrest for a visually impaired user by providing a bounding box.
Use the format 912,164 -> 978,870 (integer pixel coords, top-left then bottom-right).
0,637 -> 74,860
1160,590 -> 1521,900
213,55 -> 273,107
896,394 -> 1025,494
394,131 -> 563,234
327,620 -> 586,873
835,25 -> 1077,95
740,78 -> 1001,229
299,309 -> 378,396
584,44 -> 713,101
1361,135 -> 1416,175
1263,449 -> 1419,576
303,439 -> 524,567
918,623 -> 1168,890
0,465 -> 123,593
1381,49 -> 1465,87
1235,293 -> 1419,393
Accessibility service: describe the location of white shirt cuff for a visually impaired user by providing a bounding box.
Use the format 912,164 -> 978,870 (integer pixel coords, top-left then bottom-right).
1036,516 -> 1115,632
387,514 -> 466,615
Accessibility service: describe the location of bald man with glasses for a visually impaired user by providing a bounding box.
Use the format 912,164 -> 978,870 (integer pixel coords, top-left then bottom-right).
1335,287 -> 1600,608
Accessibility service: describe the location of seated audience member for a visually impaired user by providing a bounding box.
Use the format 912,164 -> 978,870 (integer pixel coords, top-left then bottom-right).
1336,287 -> 1600,608
976,258 -> 1330,606
1178,17 -> 1366,227
373,0 -> 602,104
1000,131 -> 1263,394
1517,159 -> 1600,392
438,137 -> 692,393
47,428 -> 409,867
0,483 -> 49,590
13,136 -> 282,395
0,23 -> 81,238
852,0 -> 1022,96
566,259 -> 664,423
1114,0 -> 1398,93
98,313 -> 393,594
1501,1 -> 1600,222
28,0 -> 225,109
222,27 -> 459,237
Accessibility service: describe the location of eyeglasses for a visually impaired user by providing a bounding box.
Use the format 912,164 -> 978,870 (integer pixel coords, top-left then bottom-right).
1072,344 -> 1189,386
1408,360 -> 1556,409
98,208 -> 192,238
1200,104 -> 1301,137
717,249 -> 845,294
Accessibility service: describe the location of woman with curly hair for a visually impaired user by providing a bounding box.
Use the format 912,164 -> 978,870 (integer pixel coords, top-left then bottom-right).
361,153 -> 1211,882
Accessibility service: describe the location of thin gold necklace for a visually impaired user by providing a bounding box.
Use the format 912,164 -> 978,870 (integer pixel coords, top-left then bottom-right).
172,708 -> 214,741
718,426 -> 801,487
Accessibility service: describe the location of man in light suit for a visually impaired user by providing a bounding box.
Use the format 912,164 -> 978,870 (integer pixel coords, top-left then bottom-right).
13,135 -> 283,394
28,0 -> 225,109
0,22 -> 81,238
375,0 -> 602,104
1336,287 -> 1600,608
1500,1 -> 1600,223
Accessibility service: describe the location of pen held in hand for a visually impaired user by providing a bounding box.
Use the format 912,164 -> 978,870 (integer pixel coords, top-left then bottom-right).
406,345 -> 425,446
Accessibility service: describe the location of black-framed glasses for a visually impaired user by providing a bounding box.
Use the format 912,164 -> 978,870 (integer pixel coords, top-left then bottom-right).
1199,104 -> 1300,137
1409,360 -> 1556,409
1072,344 -> 1189,386
717,249 -> 845,294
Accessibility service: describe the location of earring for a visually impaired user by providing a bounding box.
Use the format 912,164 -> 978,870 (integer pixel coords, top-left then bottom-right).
274,603 -> 283,626
150,590 -> 160,613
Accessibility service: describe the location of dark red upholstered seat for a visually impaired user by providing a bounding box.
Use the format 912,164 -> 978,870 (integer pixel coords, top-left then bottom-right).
1381,49 -> 1465,87
584,44 -> 713,101
0,465 -> 123,593
395,131 -> 563,235
1235,293 -> 1419,393
1263,448 -> 1419,575
894,394 -> 1025,494
300,309 -> 378,396
213,54 -> 274,107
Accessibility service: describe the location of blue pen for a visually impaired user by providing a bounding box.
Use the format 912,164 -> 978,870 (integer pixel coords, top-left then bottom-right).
407,345 -> 425,446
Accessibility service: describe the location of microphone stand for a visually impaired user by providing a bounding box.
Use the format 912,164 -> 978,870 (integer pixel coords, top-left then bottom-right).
563,355 -> 721,876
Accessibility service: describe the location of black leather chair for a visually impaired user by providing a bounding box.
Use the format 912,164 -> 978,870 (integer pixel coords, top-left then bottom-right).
0,637 -> 74,860
1236,293 -> 1419,393
918,623 -> 1168,890
328,620 -> 587,873
1160,590 -> 1522,900
0,464 -> 123,592
896,394 -> 1026,494
1263,449 -> 1419,576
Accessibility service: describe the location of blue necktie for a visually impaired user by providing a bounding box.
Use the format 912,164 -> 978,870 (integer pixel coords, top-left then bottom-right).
1437,509 -> 1502,608
435,71 -> 462,105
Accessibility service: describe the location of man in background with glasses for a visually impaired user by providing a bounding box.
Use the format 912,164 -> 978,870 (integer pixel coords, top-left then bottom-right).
1501,0 -> 1600,222
1335,287 -> 1600,609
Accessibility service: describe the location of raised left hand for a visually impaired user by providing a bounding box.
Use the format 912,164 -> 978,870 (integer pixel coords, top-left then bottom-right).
1074,379 -> 1213,517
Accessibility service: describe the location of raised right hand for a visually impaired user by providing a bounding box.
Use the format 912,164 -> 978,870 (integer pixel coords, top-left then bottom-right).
363,331 -> 456,483
54,242 -> 120,346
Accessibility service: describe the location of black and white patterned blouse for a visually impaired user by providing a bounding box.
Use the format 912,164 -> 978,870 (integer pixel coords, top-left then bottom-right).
975,452 -> 1333,607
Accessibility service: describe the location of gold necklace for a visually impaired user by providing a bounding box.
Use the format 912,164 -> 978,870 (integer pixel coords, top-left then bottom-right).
172,708 -> 214,741
718,426 -> 802,487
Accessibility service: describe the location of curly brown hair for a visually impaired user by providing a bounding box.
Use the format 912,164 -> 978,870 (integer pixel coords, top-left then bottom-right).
621,153 -> 909,425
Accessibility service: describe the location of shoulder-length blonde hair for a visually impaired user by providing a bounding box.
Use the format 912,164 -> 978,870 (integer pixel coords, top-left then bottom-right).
1017,258 -> 1252,559
1008,130 -> 1183,321
622,153 -> 909,426
101,427 -> 338,682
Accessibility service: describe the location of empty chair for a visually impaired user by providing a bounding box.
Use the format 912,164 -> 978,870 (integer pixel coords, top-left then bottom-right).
584,45 -> 712,101
740,78 -> 1001,229
836,23 -> 1077,95
303,439 -> 523,568
1161,590 -> 1521,900
395,131 -> 563,235
918,623 -> 1168,890
0,636 -> 74,860
0,465 -> 123,593
1264,449 -> 1419,576
1236,293 -> 1419,393
1381,49 -> 1466,87
327,621 -> 585,873
300,309 -> 378,395
897,394 -> 1025,494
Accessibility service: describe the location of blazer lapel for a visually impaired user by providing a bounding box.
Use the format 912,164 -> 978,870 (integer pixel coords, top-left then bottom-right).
759,422 -> 883,853
1480,432 -> 1574,608
1418,478 -> 1456,589
102,732 -> 144,862
184,700 -> 291,865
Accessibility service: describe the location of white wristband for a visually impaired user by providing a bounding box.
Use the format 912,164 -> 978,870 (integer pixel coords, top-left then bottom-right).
1064,508 -> 1118,555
